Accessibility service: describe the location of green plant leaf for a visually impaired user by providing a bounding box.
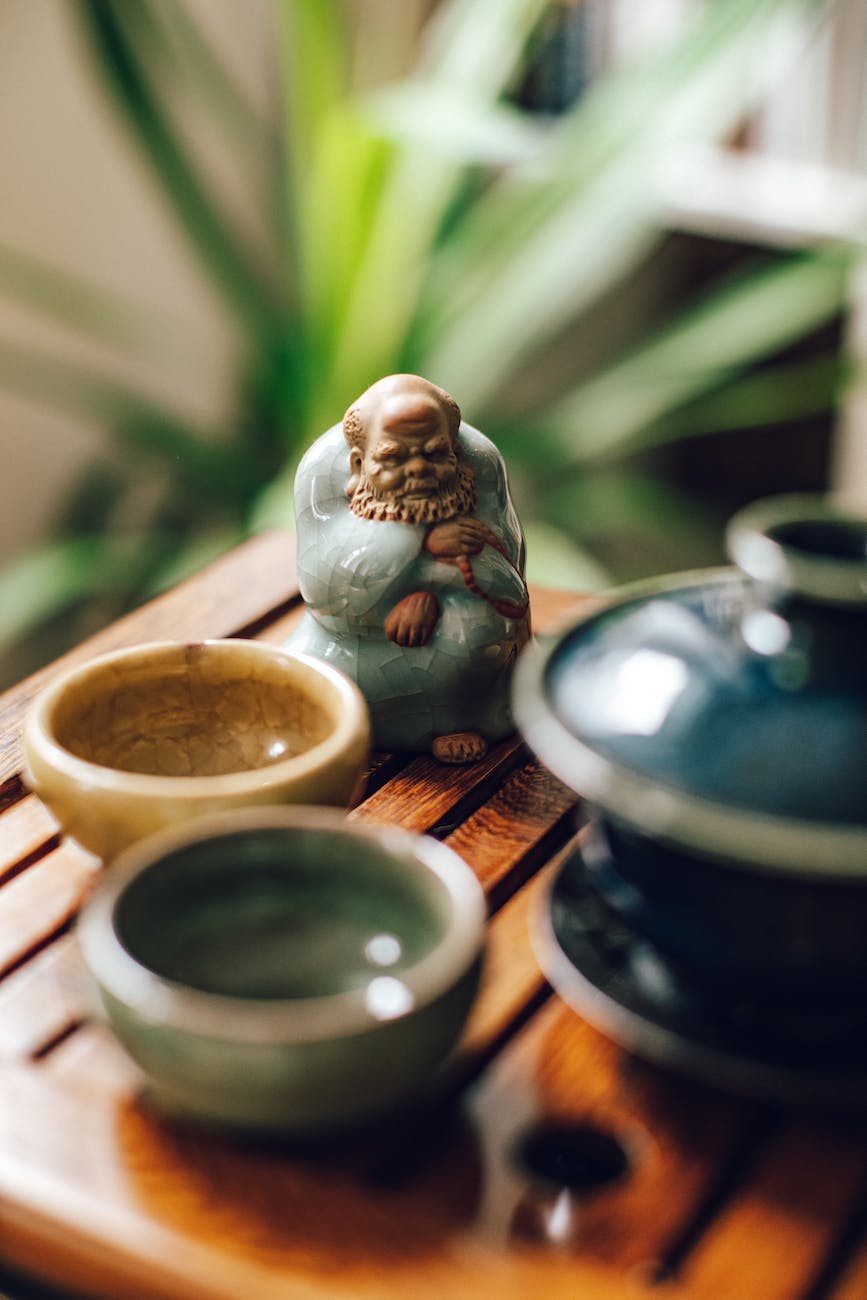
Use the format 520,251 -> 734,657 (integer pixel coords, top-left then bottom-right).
249,456 -> 298,534
141,524 -> 241,594
322,0 -> 551,408
418,0 -> 550,99
113,0 -> 277,234
0,335 -> 210,430
419,0 -> 825,409
274,0 -> 355,422
0,536 -> 144,651
149,0 -> 271,159
0,338 -> 263,514
0,242 -> 175,350
368,83 -> 546,165
427,0 -> 810,287
644,353 -> 846,444
289,106 -> 397,428
0,0 -> 851,676
110,410 -> 265,510
539,465 -> 719,539
276,0 -> 348,277
539,248 -> 850,464
528,467 -> 725,578
76,0 -> 280,345
522,520 -> 610,592
54,460 -> 132,537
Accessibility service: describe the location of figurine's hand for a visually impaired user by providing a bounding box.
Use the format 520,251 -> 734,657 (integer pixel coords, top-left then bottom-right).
425,517 -> 503,560
384,591 -> 440,647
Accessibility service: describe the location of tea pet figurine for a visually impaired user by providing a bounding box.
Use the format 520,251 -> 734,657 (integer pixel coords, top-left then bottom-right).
286,374 -> 530,762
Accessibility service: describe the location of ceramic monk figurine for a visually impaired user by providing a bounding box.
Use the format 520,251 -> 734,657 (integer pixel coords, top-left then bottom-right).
285,374 -> 530,763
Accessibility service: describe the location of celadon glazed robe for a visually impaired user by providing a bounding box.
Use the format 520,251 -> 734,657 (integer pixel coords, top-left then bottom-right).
285,421 -> 529,751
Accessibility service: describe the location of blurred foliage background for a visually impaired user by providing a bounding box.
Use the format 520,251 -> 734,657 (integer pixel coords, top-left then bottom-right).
0,0 -> 861,686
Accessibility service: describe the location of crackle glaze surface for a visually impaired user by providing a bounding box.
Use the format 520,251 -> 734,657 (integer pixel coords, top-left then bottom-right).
287,421 -> 529,751
54,644 -> 332,777
23,641 -> 370,859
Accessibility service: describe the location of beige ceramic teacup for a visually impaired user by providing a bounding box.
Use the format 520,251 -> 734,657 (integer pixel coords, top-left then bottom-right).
23,640 -> 370,860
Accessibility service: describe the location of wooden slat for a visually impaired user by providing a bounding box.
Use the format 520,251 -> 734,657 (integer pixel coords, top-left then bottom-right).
0,795 -> 59,878
464,995 -> 752,1279
0,529 -> 298,787
460,867 -> 552,1057
676,1121 -> 867,1299
0,554 -> 578,801
0,581 -> 582,1095
444,761 -> 578,907
830,1224 -> 867,1299
42,1022 -> 143,1095
0,1063 -> 656,1300
0,936 -> 86,1059
458,829 -> 596,1060
526,585 -> 586,636
0,844 -> 100,978
0,554 -> 633,1300
255,603 -> 305,645
351,739 -> 528,835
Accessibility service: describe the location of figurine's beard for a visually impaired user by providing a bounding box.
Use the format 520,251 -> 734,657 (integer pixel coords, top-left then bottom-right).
348,460 -> 477,524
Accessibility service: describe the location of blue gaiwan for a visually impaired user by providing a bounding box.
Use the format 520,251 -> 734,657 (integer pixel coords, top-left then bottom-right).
514,494 -> 867,1015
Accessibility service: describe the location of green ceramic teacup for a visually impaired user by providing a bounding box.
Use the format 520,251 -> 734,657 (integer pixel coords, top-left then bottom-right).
77,807 -> 486,1134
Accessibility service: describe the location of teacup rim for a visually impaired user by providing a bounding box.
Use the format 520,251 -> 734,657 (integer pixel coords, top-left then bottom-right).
77,805 -> 486,1043
24,639 -> 369,798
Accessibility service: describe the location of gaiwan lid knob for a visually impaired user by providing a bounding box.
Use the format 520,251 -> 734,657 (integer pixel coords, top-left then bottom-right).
727,494 -> 867,607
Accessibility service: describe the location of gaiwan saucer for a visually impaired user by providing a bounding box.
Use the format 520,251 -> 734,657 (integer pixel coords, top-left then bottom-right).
534,834 -> 867,1105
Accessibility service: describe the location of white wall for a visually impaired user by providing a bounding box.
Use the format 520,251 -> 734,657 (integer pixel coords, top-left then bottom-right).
0,0 -> 439,566
0,0 -> 272,563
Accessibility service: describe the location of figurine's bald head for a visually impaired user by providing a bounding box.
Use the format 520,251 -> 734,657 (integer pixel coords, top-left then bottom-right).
344,374 -> 460,450
343,374 -> 474,525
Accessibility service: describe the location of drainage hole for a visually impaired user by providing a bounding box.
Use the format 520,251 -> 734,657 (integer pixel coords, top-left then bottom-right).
513,1120 -> 632,1193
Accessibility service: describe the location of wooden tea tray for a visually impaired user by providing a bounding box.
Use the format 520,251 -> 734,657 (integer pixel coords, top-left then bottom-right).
0,530 -> 865,1299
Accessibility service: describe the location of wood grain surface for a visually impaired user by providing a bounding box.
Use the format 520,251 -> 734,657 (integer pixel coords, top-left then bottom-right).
0,539 -> 864,1300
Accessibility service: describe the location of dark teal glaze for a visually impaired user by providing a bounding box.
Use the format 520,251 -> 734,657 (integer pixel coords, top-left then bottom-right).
582,817 -> 867,1008
515,496 -> 867,1011
546,576 -> 867,826
543,839 -> 867,1101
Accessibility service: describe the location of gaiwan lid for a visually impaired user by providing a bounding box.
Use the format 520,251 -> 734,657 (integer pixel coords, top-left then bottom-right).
514,495 -> 867,877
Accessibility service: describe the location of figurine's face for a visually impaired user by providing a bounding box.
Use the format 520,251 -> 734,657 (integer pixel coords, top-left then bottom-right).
345,375 -> 476,525
360,419 -> 460,504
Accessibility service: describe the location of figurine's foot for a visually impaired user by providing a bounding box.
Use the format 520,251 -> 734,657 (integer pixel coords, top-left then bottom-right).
432,732 -> 488,765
